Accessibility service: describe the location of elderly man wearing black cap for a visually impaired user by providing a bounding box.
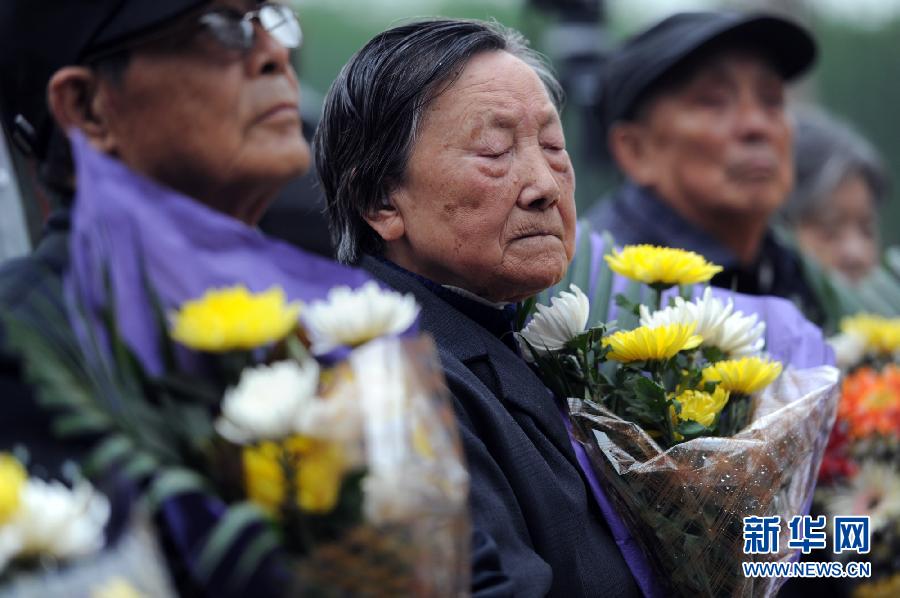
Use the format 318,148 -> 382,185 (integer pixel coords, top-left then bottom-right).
0,1 -> 307,595
0,0 -> 307,475
586,11 -> 826,324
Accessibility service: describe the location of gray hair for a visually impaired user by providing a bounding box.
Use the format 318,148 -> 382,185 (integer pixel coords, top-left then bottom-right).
783,106 -> 889,223
314,18 -> 564,264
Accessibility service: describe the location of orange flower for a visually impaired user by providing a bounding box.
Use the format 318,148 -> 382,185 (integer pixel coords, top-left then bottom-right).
838,365 -> 900,439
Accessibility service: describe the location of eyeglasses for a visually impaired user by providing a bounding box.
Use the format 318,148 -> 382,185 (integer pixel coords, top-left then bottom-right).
198,3 -> 302,52
83,2 -> 302,63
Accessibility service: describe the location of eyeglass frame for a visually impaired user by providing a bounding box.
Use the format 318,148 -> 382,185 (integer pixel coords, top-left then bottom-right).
81,2 -> 302,65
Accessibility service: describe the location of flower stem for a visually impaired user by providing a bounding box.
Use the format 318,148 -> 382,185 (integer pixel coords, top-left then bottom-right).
650,286 -> 663,312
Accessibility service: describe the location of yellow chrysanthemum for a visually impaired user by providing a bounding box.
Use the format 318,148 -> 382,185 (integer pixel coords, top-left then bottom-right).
243,436 -> 346,516
603,323 -> 703,362
671,386 -> 730,428
169,285 -> 300,352
604,245 -> 723,287
841,314 -> 900,354
0,453 -> 26,525
703,357 -> 783,395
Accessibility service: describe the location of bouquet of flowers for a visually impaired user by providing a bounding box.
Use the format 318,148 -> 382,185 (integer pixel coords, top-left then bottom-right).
9,280 -> 469,596
3,133 -> 469,596
817,315 -> 900,596
518,243 -> 839,597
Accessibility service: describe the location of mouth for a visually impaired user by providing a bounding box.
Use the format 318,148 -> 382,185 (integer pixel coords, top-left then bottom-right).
727,158 -> 778,182
256,102 -> 300,124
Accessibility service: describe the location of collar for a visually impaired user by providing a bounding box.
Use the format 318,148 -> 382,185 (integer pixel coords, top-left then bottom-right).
373,257 -> 520,350
612,183 -> 742,268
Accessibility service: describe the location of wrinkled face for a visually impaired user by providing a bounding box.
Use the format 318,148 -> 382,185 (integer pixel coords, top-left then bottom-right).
632,49 -> 793,222
383,51 -> 576,303
99,0 -> 309,222
795,173 -> 879,284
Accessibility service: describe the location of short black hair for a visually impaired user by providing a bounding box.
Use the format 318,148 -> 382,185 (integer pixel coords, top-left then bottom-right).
315,18 -> 563,264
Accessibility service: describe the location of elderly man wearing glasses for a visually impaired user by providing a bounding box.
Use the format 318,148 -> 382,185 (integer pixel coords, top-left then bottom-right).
0,0 -> 304,471
0,1 -> 303,594
1,3 -> 502,598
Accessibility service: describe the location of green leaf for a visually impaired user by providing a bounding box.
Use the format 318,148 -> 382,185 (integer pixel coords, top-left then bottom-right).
229,528 -> 281,590
615,280 -> 644,330
146,468 -> 211,512
285,334 -> 312,364
589,231 -> 616,326
121,452 -> 159,481
676,420 -> 708,438
83,434 -> 135,476
565,219 -> 595,296
197,502 -> 272,582
53,411 -> 113,437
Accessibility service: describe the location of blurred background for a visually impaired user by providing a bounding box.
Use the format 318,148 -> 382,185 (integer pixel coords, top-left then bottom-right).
2,0 -> 898,263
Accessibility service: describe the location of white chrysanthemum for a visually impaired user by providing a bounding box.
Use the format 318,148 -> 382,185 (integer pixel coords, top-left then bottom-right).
516,284 -> 590,362
1,479 -> 108,563
823,463 -> 900,532
639,287 -> 765,357
828,332 -> 867,370
303,281 -> 420,354
216,359 -> 320,444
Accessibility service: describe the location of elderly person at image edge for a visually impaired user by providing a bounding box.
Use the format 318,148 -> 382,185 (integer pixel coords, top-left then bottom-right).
0,3 -> 511,596
585,12 -> 827,324
316,20 -> 641,596
781,107 -> 888,284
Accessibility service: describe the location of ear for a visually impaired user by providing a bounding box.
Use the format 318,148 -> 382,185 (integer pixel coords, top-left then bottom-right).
47,66 -> 118,154
363,189 -> 406,243
608,121 -> 657,187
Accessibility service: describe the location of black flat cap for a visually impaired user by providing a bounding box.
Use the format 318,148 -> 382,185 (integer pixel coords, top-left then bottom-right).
598,11 -> 817,134
0,0 -> 209,159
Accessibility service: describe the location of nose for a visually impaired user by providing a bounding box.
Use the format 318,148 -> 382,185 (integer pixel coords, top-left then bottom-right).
838,229 -> 877,282
246,21 -> 293,77
734,95 -> 781,143
516,147 -> 561,211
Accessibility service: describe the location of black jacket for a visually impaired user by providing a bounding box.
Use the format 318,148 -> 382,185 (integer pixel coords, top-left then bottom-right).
362,256 -> 641,597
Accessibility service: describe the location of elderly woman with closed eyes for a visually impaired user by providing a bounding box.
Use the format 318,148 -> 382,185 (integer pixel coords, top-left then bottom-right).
316,19 -> 640,597
317,16 -> 839,596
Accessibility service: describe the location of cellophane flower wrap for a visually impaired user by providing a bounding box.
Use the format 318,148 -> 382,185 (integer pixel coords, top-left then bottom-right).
570,366 -> 838,597
4,133 -> 469,596
520,239 -> 840,597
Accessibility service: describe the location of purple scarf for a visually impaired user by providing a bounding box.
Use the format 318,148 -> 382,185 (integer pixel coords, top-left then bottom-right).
64,131 -> 371,376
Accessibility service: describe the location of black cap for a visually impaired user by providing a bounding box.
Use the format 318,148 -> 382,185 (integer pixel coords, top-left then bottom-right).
0,0 -> 209,159
598,11 -> 817,135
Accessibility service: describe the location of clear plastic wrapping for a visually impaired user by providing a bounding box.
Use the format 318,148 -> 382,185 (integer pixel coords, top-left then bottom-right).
570,365 -> 840,597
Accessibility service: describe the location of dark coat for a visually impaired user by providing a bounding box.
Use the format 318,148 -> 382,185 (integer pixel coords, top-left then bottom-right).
0,211 -> 92,475
362,256 -> 641,598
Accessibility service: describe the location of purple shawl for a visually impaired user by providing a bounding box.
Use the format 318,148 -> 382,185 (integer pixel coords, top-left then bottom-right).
64,132 -> 371,376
